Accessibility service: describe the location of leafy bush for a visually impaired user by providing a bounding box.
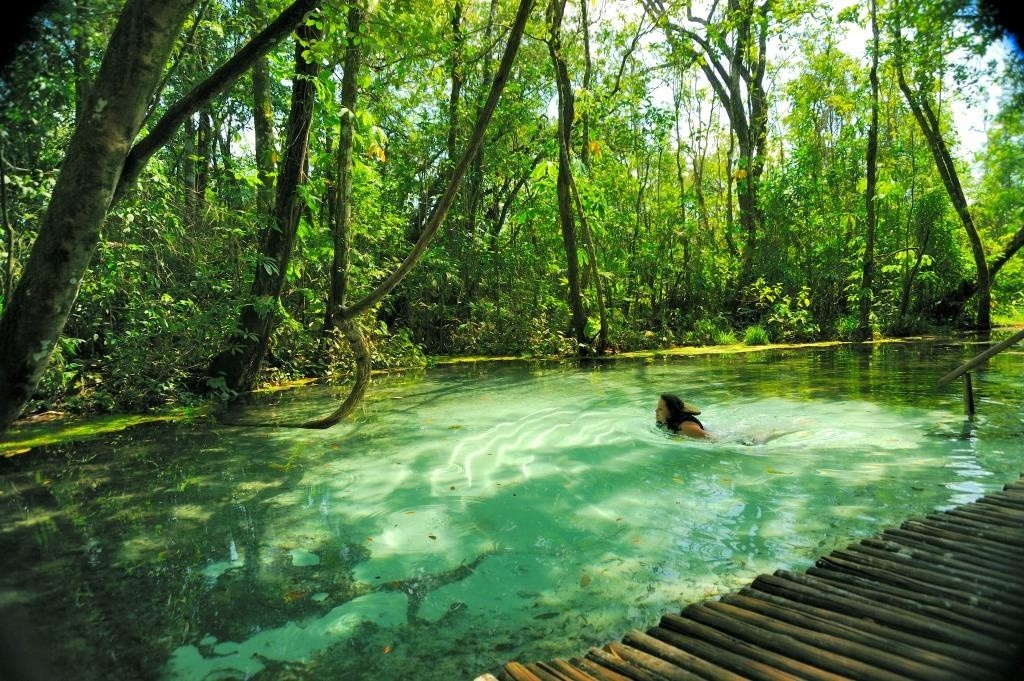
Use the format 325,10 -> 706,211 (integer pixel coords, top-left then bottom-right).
834,315 -> 859,341
744,278 -> 820,342
743,325 -> 772,345
685,316 -> 731,346
714,329 -> 738,345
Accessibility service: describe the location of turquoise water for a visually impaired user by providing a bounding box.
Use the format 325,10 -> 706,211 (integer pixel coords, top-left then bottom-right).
1,339 -> 1022,680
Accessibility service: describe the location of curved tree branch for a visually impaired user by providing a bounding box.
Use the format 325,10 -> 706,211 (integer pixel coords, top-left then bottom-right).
291,0 -> 536,430
339,0 -> 535,320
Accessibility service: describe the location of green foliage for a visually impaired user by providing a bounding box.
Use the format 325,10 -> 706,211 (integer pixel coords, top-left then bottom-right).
743,325 -> 772,346
714,329 -> 738,345
683,316 -> 733,347
2,0 -> 1019,420
743,278 -> 820,342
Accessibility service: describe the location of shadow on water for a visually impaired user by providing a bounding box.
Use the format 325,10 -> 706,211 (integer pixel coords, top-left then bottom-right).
0,337 -> 1022,680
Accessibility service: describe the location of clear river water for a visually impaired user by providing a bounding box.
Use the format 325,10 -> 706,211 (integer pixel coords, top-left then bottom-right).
1,336 -> 1022,680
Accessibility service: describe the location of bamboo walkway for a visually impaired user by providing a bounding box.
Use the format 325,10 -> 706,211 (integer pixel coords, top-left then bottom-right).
482,474 -> 1024,681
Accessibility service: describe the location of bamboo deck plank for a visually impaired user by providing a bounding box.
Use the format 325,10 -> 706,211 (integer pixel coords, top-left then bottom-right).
488,475 -> 1024,681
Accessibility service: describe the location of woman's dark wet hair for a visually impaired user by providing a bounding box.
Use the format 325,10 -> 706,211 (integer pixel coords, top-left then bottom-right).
659,393 -> 687,431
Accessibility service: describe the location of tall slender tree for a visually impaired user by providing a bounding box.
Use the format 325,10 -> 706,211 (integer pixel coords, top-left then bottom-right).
326,2 -> 363,331
644,0 -> 773,293
857,0 -> 881,340
546,0 -> 588,353
208,19 -> 321,392
299,0 -> 536,428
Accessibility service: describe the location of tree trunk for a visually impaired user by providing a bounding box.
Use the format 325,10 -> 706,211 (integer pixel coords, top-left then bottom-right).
1,146 -> 12,302
72,0 -> 91,124
248,0 -> 278,220
208,21 -> 320,393
446,1 -> 464,171
934,224 -> 1024,318
857,0 -> 880,341
327,2 -> 362,329
547,0 -> 588,353
0,0 -> 193,433
461,0 -> 499,308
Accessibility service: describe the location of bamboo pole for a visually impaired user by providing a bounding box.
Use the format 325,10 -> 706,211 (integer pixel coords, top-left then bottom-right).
936,327 -> 1024,387
607,638 -> 708,681
808,560 -> 1020,633
548,660 -> 602,681
584,646 -> 661,681
572,656 -> 632,681
753,571 -> 1005,656
644,619 -> 817,681
722,592 -> 995,679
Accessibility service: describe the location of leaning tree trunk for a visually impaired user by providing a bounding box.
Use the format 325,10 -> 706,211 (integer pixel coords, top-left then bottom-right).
896,62 -> 990,329
208,21 -> 320,393
112,0 -> 317,205
297,0 -> 535,429
0,0 -> 316,436
0,0 -> 193,433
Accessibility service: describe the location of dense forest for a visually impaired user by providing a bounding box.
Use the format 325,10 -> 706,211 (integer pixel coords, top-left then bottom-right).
1,0 -> 1023,434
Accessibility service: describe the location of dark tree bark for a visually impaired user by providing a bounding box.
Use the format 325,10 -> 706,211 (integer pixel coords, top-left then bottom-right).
446,1 -> 464,169
0,0 -> 195,433
546,0 -> 588,353
326,2 -> 362,330
208,21 -> 320,393
0,0 -> 317,435
575,0 -> 610,353
934,224 -> 1024,318
857,0 -> 880,341
461,0 -> 499,306
1,146 -> 13,301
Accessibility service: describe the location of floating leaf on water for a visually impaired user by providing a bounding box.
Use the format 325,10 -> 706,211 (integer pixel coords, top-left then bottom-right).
672,477 -> 684,484
404,511 -> 416,515
766,468 -> 787,475
579,574 -> 591,587
533,612 -> 559,620
448,425 -> 463,430
428,534 -> 437,540
382,645 -> 393,654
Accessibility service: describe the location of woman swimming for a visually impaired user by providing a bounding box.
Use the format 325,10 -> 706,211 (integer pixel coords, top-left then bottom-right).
655,393 -> 712,439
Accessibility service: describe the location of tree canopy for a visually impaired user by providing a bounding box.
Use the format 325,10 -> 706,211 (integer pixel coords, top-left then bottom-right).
1,0 -> 1022,432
